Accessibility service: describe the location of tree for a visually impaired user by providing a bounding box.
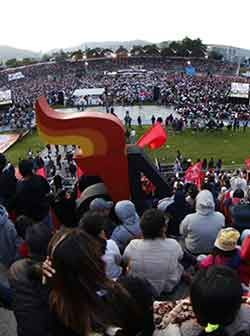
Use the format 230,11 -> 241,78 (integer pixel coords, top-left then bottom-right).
5,58 -> 18,68
21,58 -> 37,65
41,54 -> 51,62
169,41 -> 182,55
208,50 -> 223,61
71,49 -> 84,61
143,44 -> 160,56
161,47 -> 175,57
100,48 -> 113,57
54,50 -> 68,62
130,45 -> 144,57
189,38 -> 206,57
86,48 -> 101,58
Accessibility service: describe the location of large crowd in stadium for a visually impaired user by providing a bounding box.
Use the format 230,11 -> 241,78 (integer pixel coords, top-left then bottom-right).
1,41 -> 250,336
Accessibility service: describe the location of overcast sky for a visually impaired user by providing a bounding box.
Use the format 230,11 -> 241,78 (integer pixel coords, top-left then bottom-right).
1,0 -> 249,52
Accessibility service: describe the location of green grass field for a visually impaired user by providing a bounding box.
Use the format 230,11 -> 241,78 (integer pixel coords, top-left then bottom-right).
4,127 -> 250,167
137,128 -> 250,166
5,131 -> 43,165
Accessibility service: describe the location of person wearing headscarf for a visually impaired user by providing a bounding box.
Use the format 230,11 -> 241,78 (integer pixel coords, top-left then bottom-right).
111,201 -> 141,252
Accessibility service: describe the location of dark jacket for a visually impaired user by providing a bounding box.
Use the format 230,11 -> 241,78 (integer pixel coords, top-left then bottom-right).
9,259 -> 51,336
166,191 -> 191,236
231,202 -> 250,233
14,175 -> 50,221
0,164 -> 17,211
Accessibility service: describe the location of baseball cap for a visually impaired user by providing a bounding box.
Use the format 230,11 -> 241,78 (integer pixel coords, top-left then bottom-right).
90,198 -> 114,211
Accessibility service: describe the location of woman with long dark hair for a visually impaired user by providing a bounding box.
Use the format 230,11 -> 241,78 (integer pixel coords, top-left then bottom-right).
44,229 -> 154,336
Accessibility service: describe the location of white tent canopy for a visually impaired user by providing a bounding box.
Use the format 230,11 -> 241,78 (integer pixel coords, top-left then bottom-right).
73,88 -> 105,97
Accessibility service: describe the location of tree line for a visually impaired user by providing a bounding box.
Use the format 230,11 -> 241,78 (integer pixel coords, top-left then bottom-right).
3,37 -> 224,68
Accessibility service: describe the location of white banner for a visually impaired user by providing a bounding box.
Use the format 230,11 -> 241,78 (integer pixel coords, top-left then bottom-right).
8,72 -> 25,81
230,82 -> 250,99
0,90 -> 12,105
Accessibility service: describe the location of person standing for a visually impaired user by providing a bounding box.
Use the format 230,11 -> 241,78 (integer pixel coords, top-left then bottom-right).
137,115 -> 142,127
13,160 -> 50,224
151,115 -> 156,125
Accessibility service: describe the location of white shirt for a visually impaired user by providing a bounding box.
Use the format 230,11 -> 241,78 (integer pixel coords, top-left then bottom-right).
102,240 -> 122,280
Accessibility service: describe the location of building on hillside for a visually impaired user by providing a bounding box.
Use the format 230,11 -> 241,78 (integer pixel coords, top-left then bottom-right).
207,44 -> 250,63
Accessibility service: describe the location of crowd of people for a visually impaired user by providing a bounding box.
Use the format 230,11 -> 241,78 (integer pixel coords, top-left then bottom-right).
0,57 -> 247,131
0,144 -> 249,335
1,56 -> 250,335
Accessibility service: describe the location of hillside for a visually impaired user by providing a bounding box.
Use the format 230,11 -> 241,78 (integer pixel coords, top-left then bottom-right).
49,39 -> 151,53
0,45 -> 40,61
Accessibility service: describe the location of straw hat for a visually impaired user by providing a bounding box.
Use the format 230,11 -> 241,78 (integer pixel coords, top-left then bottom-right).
214,228 -> 240,251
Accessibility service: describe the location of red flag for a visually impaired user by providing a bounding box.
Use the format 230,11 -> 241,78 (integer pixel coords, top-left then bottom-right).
245,158 -> 250,170
185,161 -> 204,188
36,167 -> 46,178
136,122 -> 167,150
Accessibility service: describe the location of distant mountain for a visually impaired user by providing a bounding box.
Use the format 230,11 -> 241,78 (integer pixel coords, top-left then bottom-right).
0,45 -> 40,62
49,40 -> 151,53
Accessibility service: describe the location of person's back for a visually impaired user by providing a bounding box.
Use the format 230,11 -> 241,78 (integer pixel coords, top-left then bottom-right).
231,202 -> 250,233
124,238 -> 183,296
15,174 -> 50,221
180,190 -> 224,254
14,160 -> 50,222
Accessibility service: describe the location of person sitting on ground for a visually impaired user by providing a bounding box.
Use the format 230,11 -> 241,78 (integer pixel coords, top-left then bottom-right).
111,200 -> 142,252
158,190 -> 191,237
89,198 -> 116,238
153,266 -> 250,336
13,159 -> 51,224
199,228 -> 241,271
79,211 -> 122,280
180,190 -> 225,255
123,209 -> 184,297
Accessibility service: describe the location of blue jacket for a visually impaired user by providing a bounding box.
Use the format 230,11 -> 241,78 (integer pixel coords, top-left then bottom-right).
111,201 -> 141,252
0,206 -> 20,267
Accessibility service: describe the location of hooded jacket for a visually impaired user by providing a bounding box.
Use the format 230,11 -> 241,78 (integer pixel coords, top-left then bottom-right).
0,206 -> 20,267
111,201 -> 142,252
180,190 -> 225,254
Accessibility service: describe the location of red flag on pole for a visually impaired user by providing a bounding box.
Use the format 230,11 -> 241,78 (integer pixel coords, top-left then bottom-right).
136,123 -> 167,150
185,161 -> 204,188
